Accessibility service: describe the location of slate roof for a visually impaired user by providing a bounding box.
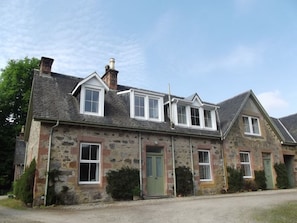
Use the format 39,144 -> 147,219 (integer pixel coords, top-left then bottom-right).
27,70 -> 297,145
279,114 -> 297,143
270,117 -> 296,144
217,91 -> 250,137
29,71 -> 221,138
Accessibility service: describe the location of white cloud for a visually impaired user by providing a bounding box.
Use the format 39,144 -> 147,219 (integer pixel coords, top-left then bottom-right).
257,90 -> 289,116
0,0 -> 147,88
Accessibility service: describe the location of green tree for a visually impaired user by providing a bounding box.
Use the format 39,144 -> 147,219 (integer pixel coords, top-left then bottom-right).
0,57 -> 39,194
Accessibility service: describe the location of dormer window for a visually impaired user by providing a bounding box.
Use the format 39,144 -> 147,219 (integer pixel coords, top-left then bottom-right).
119,89 -> 164,122
171,94 -> 218,130
243,116 -> 261,136
71,72 -> 109,117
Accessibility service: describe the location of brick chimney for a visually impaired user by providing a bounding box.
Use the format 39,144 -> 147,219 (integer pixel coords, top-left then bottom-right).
39,57 -> 54,75
102,58 -> 119,90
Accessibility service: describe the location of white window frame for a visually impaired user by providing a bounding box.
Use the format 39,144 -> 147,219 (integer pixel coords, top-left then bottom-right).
79,143 -> 101,184
204,109 -> 212,128
130,91 -> 164,122
240,152 -> 252,179
198,150 -> 212,181
191,107 -> 201,127
177,104 -> 187,125
80,85 -> 105,116
243,116 -> 261,136
173,104 -> 217,130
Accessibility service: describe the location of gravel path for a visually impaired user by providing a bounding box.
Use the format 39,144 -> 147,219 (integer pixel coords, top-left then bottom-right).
1,189 -> 297,223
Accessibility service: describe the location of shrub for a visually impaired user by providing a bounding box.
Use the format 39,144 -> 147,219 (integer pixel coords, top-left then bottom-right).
274,163 -> 289,189
227,166 -> 244,193
13,159 -> 36,204
175,166 -> 193,196
106,167 -> 140,200
254,170 -> 267,190
243,179 -> 258,191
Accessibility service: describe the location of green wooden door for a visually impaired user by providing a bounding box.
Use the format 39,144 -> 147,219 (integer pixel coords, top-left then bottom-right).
263,155 -> 273,189
146,154 -> 164,196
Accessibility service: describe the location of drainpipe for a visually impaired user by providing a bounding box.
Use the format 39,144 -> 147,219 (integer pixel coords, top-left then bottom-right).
171,136 -> 176,197
44,120 -> 59,206
189,137 -> 195,195
138,132 -> 143,197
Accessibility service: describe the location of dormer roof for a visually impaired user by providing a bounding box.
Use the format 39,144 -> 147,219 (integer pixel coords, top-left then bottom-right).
71,72 -> 109,96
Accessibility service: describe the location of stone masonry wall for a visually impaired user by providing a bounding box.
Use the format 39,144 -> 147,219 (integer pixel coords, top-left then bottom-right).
223,99 -> 285,189
33,122 -> 225,204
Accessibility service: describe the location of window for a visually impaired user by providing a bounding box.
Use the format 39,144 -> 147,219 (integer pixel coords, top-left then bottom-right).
131,91 -> 163,122
240,152 -> 252,178
79,143 -> 100,183
198,150 -> 212,181
204,110 -> 212,128
177,105 -> 187,124
85,89 -> 99,113
243,116 -> 260,135
135,95 -> 145,117
191,107 -> 200,126
149,98 -> 159,119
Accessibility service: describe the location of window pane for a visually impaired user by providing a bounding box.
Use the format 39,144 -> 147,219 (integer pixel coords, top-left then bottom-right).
91,145 -> 99,160
135,95 -> 145,117
85,89 -> 92,101
90,163 -> 98,181
92,91 -> 99,101
149,98 -> 159,119
80,163 -> 89,181
81,144 -> 90,160
156,157 -> 163,177
85,89 -> 99,113
252,118 -> 260,134
191,108 -> 200,126
199,165 -> 210,180
243,116 -> 250,133
204,110 -> 212,128
146,157 -> 152,177
241,164 -> 251,177
91,101 -> 98,113
177,105 -> 187,124
199,151 -> 209,163
240,153 -> 248,162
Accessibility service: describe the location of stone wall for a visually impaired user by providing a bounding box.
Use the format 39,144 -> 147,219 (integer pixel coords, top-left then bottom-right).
32,122 -> 224,204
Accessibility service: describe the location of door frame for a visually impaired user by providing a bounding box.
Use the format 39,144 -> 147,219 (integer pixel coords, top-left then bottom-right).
145,146 -> 165,196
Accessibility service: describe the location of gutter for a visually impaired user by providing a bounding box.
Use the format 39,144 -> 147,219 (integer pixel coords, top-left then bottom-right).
44,120 -> 59,206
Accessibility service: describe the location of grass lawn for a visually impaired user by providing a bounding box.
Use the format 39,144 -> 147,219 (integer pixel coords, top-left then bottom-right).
253,201 -> 297,223
0,197 -> 26,210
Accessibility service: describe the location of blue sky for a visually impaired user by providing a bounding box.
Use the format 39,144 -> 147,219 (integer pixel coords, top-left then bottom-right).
1,0 -> 297,118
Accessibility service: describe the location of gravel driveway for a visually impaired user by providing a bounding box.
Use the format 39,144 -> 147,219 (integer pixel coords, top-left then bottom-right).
1,189 -> 297,223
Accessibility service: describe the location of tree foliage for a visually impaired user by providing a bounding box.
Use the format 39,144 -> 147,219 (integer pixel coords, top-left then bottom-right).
0,57 -> 39,194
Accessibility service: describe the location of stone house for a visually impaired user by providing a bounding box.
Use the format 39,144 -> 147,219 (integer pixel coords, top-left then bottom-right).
24,57 -> 297,205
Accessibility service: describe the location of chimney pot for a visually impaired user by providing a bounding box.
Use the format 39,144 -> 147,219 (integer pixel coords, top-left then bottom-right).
40,57 -> 54,75
109,58 -> 115,70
